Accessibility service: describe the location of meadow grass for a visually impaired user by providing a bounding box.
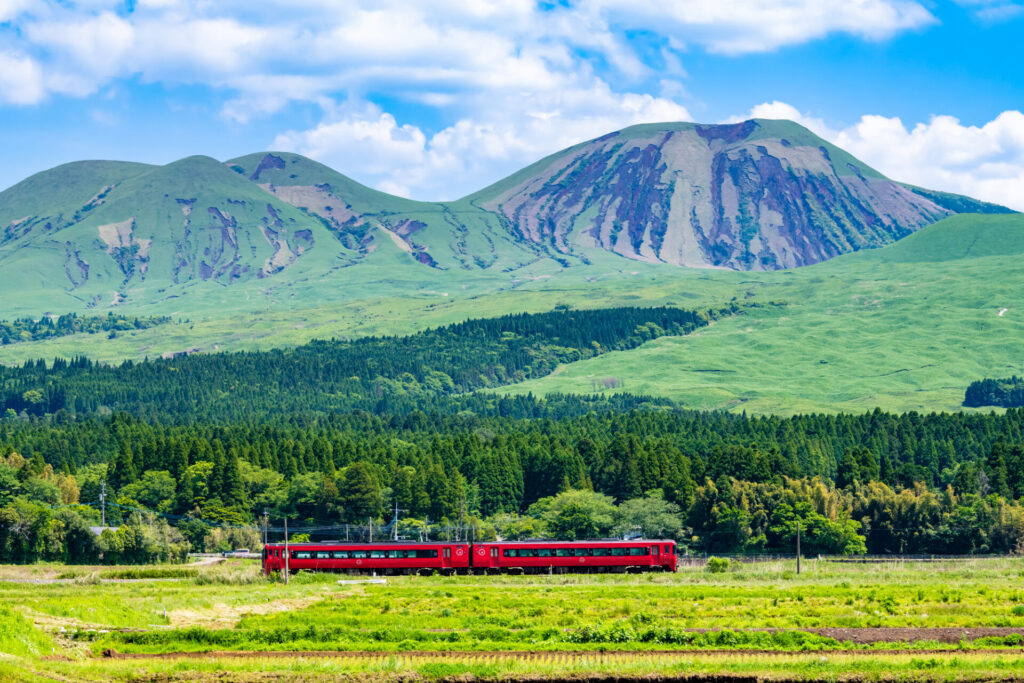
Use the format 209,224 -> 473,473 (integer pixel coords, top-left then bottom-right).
4,215 -> 1023,415
5,557 -> 1024,680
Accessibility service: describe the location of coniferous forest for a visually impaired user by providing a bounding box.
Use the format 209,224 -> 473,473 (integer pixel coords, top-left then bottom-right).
3,305 -> 1024,564
965,376 -> 1024,408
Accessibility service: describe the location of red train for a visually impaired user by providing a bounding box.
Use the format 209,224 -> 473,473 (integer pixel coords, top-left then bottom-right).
262,539 -> 677,575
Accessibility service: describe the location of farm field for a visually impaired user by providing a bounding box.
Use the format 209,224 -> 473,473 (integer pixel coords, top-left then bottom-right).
5,557 -> 1024,681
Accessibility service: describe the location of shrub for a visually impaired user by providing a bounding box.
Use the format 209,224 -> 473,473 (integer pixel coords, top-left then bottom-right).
706,556 -> 730,573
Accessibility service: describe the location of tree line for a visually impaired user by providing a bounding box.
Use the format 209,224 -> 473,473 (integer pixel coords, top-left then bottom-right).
3,406 -> 1024,562
965,376 -> 1024,408
0,305 -> 722,419
0,312 -> 171,345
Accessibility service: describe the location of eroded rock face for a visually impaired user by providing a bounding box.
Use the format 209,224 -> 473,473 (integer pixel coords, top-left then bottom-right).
478,121 -> 951,270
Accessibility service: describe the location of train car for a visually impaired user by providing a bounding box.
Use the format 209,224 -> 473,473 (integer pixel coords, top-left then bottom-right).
472,540 -> 677,573
262,541 -> 471,575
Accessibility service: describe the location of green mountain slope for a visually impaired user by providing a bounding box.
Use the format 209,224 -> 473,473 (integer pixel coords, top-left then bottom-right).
225,151 -> 563,272
2,118 -> 1013,319
3,213 -> 1022,417
0,155 -> 362,314
497,213 -> 1024,414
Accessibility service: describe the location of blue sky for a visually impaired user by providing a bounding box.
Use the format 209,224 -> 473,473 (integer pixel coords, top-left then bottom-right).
1,0 -> 1022,208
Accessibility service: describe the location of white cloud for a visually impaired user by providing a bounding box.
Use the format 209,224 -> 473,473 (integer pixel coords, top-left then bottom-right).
0,0 -> 37,23
0,0 -> 935,109
274,86 -> 692,200
589,0 -> 935,54
735,102 -> 1024,211
0,51 -> 44,105
954,0 -> 1024,22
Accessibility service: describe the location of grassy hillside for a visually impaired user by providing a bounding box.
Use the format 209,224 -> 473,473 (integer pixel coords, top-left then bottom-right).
2,210 -> 1021,415
498,214 -> 1024,414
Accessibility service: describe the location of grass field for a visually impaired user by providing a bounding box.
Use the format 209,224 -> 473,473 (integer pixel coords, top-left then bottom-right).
2,214 -> 1023,415
5,557 -> 1024,680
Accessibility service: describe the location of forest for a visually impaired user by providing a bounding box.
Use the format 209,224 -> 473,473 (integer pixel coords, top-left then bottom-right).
965,376 -> 1024,408
0,305 -> 720,419
0,312 -> 171,345
2,305 -> 1023,564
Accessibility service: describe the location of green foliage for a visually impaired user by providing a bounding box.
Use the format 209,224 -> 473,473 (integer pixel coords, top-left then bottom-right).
528,490 -> 618,540
966,376 -> 1024,408
706,556 -> 730,573
0,306 -> 714,419
0,313 -> 171,346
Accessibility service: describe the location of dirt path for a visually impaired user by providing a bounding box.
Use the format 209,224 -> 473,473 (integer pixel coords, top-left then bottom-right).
168,595 -> 325,628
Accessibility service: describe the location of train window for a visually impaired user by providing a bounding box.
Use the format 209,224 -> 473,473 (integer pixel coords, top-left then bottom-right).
352,551 -> 368,558
663,545 -> 670,554
611,548 -> 626,556
555,548 -> 571,557
538,548 -> 553,557
293,551 -> 312,559
572,548 -> 590,557
503,549 -> 516,558
629,547 -> 647,556
316,551 -> 331,559
332,551 -> 349,559
370,550 -> 386,558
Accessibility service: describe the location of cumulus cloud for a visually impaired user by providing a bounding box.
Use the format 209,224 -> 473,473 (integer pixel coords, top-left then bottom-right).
273,87 -> 692,200
0,0 -> 936,109
0,51 -> 44,105
735,102 -> 1024,211
590,0 -> 935,54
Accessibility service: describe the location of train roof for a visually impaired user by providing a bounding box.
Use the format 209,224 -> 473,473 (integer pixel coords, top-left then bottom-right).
265,539 -> 674,546
478,539 -> 676,544
263,541 -> 467,546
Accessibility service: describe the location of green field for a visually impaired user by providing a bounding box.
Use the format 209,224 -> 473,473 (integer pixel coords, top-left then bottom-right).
2,214 -> 1023,415
5,558 -> 1024,681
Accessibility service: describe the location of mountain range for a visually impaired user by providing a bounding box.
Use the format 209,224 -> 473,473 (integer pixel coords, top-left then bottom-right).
1,119 -> 1021,415
0,118 -> 1011,316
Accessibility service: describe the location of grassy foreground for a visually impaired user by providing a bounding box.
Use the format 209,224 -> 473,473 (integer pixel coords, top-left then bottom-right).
4,557 -> 1024,680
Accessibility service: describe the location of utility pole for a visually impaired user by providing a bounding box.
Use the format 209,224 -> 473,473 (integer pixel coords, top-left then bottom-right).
796,519 -> 801,575
368,517 -> 372,542
100,481 -> 106,527
391,501 -> 407,541
263,510 -> 268,547
283,518 -> 289,585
